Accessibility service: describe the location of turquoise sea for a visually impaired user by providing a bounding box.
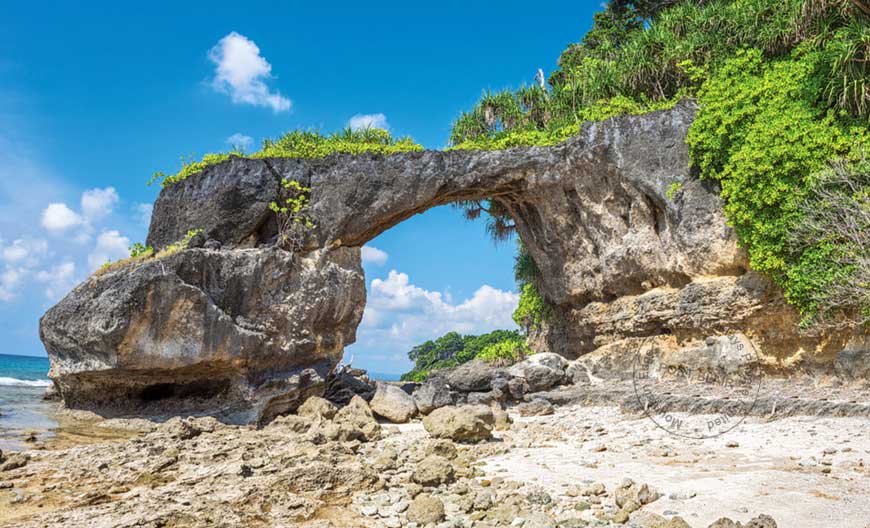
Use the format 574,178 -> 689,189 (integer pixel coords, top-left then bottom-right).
0,354 -> 57,450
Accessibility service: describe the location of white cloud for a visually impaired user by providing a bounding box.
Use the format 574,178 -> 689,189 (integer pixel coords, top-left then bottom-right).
348,113 -> 388,131
2,237 -> 48,266
133,203 -> 153,226
87,230 -> 130,271
361,245 -> 388,266
356,270 -> 519,357
35,261 -> 76,300
226,133 -> 254,151
41,203 -> 83,232
208,32 -> 291,112
0,267 -> 25,301
80,187 -> 119,222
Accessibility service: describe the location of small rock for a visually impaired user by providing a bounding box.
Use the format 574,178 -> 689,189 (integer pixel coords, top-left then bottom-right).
160,417 -> 201,440
668,490 -> 697,500
612,509 -> 630,524
725,441 -> 739,448
707,518 -> 742,528
744,514 -> 778,528
0,453 -> 29,472
406,494 -> 445,524
412,455 -> 455,487
581,483 -> 606,496
425,439 -> 458,460
517,399 -> 555,417
297,396 -> 338,419
526,490 -> 552,505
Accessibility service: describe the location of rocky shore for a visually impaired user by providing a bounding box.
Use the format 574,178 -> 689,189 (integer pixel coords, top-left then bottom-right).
3,354 -> 869,527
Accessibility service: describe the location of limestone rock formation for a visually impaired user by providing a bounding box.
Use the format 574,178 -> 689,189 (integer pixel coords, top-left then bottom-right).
40,246 -> 364,424
39,100 -> 862,425
369,382 -> 418,423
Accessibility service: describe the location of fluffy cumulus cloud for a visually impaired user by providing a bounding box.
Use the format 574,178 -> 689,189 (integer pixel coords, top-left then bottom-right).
87,230 -> 130,271
2,237 -> 48,266
40,186 -> 123,241
352,270 -> 519,367
348,113 -> 388,131
80,187 -> 118,222
41,203 -> 83,232
361,245 -> 388,266
226,133 -> 254,151
208,32 -> 291,112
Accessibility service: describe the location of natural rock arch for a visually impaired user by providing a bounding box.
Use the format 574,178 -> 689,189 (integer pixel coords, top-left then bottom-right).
40,101 -> 846,424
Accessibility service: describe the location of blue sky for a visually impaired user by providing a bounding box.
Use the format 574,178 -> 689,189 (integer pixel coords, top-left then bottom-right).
0,1 -> 596,374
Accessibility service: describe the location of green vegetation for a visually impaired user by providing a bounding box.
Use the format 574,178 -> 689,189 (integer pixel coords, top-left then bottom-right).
94,229 -> 203,277
128,242 -> 153,259
477,337 -> 531,364
400,330 -> 526,382
153,128 -> 422,187
687,46 -> 869,323
785,159 -> 870,325
270,179 -> 314,250
451,0 -> 870,325
665,181 -> 683,200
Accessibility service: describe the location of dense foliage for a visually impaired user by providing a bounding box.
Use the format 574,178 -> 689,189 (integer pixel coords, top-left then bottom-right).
687,46 -> 869,323
153,128 -> 422,187
452,0 -> 870,325
400,330 -> 525,382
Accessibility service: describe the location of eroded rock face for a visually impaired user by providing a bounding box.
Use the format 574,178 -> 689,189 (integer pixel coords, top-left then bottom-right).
40,246 -> 364,424
41,100 -> 860,424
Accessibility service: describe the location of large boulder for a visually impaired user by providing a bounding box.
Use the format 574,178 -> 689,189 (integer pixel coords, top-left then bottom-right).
413,376 -> 456,414
445,360 -> 507,392
508,353 -> 568,393
369,382 -> 418,423
39,246 -> 364,425
422,405 -> 493,443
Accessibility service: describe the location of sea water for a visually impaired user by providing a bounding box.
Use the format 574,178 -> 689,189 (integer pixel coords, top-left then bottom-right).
0,354 -> 57,450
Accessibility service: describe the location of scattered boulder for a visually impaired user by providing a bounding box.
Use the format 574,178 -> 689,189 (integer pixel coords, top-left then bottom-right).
492,406 -> 513,431
745,515 -> 778,528
445,360 -> 506,392
332,395 -> 381,442
425,439 -> 458,460
412,376 -> 456,414
516,398 -> 555,417
160,417 -> 203,440
369,382 -> 418,423
0,452 -> 29,472
508,353 -> 568,392
615,482 -> 660,508
324,366 -> 376,406
406,494 -> 445,524
422,406 -> 493,443
297,396 -> 338,419
411,455 -> 455,487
